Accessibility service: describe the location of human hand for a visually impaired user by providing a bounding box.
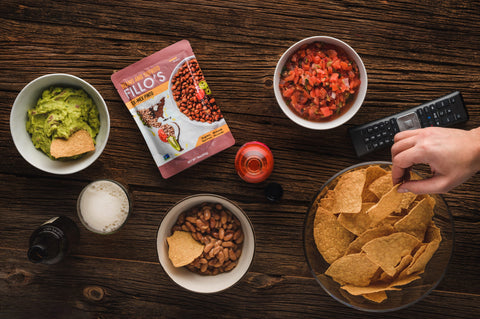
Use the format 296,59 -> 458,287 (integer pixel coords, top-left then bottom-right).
391,127 -> 480,194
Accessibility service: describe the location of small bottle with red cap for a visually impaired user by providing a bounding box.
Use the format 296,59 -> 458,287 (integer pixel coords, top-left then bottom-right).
235,141 -> 274,183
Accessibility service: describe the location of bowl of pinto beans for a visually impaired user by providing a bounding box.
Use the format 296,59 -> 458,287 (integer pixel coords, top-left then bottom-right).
274,36 -> 367,130
156,194 -> 256,293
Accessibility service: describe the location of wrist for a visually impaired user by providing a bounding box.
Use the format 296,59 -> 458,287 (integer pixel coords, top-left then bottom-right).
469,127 -> 480,172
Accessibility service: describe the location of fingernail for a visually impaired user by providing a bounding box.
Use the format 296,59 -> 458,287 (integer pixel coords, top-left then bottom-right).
397,187 -> 409,193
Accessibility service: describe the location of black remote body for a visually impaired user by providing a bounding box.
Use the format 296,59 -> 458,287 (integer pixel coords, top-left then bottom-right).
348,91 -> 469,157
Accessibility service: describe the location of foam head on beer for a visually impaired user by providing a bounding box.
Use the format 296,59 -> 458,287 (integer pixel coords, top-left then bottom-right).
78,180 -> 131,234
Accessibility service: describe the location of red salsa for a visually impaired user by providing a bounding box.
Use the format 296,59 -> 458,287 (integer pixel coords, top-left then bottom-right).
279,42 -> 361,122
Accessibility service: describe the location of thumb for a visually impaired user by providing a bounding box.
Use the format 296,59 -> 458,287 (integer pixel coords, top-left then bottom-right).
397,175 -> 450,194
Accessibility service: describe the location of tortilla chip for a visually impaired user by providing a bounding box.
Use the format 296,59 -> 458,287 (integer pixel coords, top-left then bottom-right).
362,166 -> 388,202
409,194 -> 436,210
332,169 -> 366,214
345,225 -> 394,255
368,173 -> 393,199
338,202 -> 375,236
314,207 -> 355,264
362,291 -> 388,303
361,232 -> 420,277
325,253 -> 379,287
341,283 -> 400,296
390,273 -> 421,287
50,129 -> 95,159
402,240 -> 440,276
319,190 -> 335,211
425,223 -> 442,243
394,198 -> 434,240
342,273 -> 420,297
409,244 -> 427,266
379,254 -> 413,282
166,231 -> 204,267
367,185 -> 417,226
376,215 -> 403,228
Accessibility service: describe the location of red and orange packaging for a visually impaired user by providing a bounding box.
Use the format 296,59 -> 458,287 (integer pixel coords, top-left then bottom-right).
111,40 -> 235,178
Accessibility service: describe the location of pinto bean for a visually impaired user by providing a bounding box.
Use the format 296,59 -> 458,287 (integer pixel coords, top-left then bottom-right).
235,233 -> 244,244
222,241 -> 235,248
224,261 -> 237,272
204,242 -> 214,254
223,232 -> 234,241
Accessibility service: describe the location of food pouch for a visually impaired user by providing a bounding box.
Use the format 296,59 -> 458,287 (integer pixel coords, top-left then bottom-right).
111,40 -> 235,178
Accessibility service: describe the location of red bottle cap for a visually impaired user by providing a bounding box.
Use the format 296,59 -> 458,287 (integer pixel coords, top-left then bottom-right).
235,141 -> 274,183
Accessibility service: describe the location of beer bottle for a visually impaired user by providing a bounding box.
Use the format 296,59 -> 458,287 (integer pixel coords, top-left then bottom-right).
27,216 -> 79,264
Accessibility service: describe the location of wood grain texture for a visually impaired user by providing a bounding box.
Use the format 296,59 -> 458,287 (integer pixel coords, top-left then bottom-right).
1,0 -> 480,318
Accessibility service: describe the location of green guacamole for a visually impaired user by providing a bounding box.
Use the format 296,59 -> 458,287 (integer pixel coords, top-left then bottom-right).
26,87 -> 100,159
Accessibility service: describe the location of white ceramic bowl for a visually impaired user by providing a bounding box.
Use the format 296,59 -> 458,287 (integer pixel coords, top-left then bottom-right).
10,73 -> 110,174
157,194 -> 255,293
274,36 -> 367,130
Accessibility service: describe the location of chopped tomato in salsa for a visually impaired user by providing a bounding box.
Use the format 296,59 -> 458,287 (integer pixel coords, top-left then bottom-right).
279,42 -> 361,122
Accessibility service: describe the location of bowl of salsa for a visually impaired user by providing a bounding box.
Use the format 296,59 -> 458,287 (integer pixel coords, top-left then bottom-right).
274,36 -> 367,130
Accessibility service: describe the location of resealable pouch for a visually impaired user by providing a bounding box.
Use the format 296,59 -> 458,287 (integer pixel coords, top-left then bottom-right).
111,40 -> 235,178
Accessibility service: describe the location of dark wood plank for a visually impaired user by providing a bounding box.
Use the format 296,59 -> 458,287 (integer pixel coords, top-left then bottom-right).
1,249 -> 479,319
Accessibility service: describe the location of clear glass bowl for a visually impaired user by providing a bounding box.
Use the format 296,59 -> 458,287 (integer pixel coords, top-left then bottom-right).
303,161 -> 454,312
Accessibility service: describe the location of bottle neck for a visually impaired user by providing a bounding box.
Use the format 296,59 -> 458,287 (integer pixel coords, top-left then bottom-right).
28,233 -> 61,264
28,244 -> 48,263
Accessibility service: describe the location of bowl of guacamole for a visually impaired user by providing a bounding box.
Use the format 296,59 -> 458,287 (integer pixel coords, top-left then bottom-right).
10,74 -> 110,174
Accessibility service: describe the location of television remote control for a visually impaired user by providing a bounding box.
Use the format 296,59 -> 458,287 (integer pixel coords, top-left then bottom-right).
348,91 -> 469,157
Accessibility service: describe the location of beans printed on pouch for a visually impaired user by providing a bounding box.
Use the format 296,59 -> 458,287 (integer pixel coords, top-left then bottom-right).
171,59 -> 223,123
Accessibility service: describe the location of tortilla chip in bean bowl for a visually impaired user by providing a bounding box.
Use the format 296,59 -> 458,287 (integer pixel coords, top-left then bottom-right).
303,161 -> 453,312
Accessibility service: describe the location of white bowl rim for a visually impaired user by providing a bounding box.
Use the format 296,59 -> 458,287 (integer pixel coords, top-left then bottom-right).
10,73 -> 110,174
156,193 -> 256,294
274,36 -> 368,130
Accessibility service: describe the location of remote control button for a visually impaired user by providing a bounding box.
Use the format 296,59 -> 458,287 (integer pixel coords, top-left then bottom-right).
423,107 -> 432,122
416,109 -> 425,123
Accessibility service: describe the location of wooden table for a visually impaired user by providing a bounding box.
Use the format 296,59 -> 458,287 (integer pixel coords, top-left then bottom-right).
1,1 -> 479,318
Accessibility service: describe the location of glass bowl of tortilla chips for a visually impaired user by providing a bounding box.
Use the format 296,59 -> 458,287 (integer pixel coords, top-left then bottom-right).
303,161 -> 454,312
